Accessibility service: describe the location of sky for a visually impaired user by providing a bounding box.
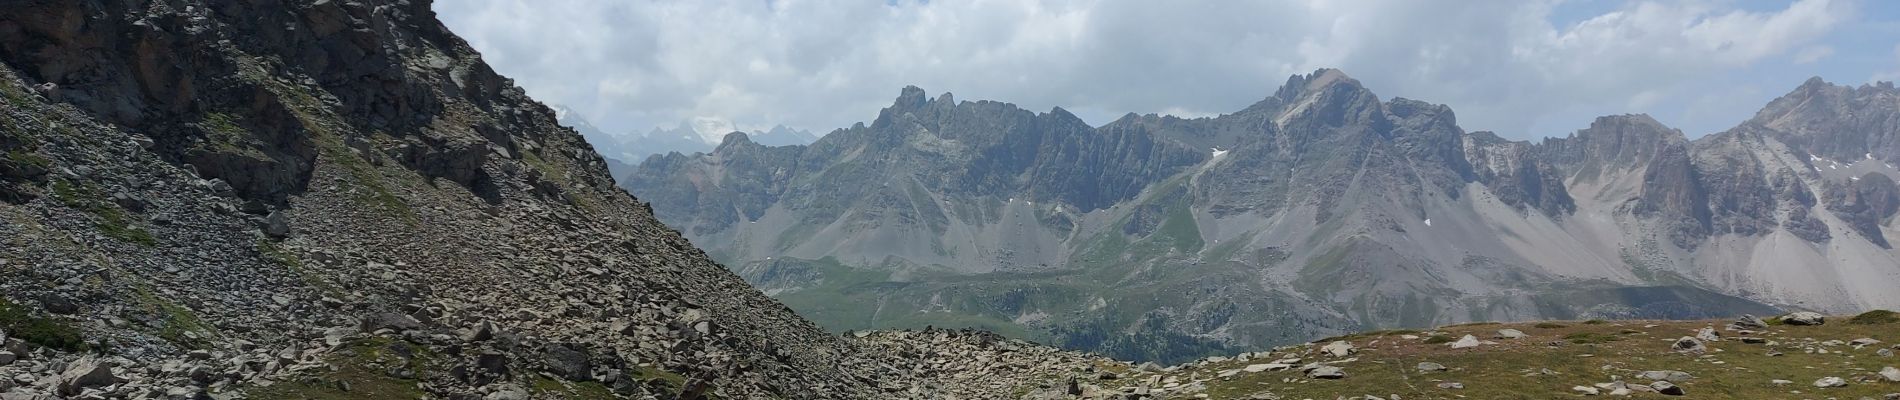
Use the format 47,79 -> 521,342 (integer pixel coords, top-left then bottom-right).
435,0 -> 1900,141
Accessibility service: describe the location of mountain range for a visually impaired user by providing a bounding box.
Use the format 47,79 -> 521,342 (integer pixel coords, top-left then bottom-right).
1,0 -> 1895,397
624,68 -> 1900,363
552,106 -> 817,175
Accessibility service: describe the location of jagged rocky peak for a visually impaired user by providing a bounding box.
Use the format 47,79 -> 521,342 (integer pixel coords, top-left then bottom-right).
1386,97 -> 1456,121
876,85 -> 962,124
1560,114 -> 1683,165
1246,68 -> 1382,126
860,84 -> 1102,154
1465,130 -> 1510,144
717,130 -> 755,148
1746,76 -> 1900,161
1756,76 -> 1899,127
1280,68 -> 1362,99
1385,97 -> 1468,150
894,85 -> 930,108
1462,130 -> 1576,216
1587,113 -> 1678,138
870,86 -> 994,134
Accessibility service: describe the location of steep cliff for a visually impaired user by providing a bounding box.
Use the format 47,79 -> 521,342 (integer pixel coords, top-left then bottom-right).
0,1 -> 1109,398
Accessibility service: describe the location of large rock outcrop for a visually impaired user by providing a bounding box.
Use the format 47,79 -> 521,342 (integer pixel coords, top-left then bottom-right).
0,1 -> 1107,398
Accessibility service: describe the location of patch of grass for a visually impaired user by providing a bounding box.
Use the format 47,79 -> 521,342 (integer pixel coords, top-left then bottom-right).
628,365 -> 687,395
1421,335 -> 1454,344
255,237 -> 304,270
1441,321 -> 1501,328
1847,309 -> 1898,325
1562,332 -> 1622,344
1532,322 -> 1568,329
132,285 -> 216,349
0,297 -> 87,351
529,365 -> 688,399
1153,195 -> 1204,252
3,150 -> 49,171
50,179 -> 156,247
256,237 -> 342,296
1194,317 -> 1900,399
195,112 -> 267,158
98,222 -> 157,247
1290,241 -> 1355,296
311,131 -> 417,227
243,337 -> 434,400
1582,319 -> 1606,325
1317,329 -> 1423,343
521,149 -> 603,214
0,112 -> 31,144
0,76 -> 31,106
531,377 -> 619,399
202,112 -> 244,137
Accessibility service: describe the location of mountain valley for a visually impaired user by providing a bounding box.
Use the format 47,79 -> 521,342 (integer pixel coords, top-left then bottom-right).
627,70 -> 1900,363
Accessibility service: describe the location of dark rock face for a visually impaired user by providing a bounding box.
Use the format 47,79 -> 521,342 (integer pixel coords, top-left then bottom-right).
1636,140 -> 1714,247
1538,115 -> 1715,241
542,344 -> 593,382
3,0 -> 1119,398
1826,173 -> 1900,247
1466,131 -> 1574,216
0,0 -> 546,208
1539,114 -> 1683,179
1689,129 -> 1787,240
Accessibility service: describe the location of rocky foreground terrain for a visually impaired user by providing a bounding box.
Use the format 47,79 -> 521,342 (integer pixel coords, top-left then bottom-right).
1077,310 -> 1900,399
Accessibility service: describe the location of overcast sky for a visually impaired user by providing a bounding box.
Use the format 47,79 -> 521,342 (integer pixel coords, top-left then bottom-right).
435,0 -> 1900,140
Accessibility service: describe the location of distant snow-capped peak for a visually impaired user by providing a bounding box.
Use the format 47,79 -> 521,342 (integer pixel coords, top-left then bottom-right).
690,116 -> 739,145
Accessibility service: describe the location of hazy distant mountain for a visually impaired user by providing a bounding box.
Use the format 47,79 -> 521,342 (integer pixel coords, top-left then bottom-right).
552,106 -> 817,169
624,69 -> 1900,363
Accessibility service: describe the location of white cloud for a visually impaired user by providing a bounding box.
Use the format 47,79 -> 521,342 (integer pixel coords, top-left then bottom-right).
1874,44 -> 1900,83
436,0 -> 1857,139
1796,46 -> 1836,64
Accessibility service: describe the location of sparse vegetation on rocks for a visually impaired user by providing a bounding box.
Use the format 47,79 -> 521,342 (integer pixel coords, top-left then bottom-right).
0,297 -> 87,351
1850,309 -> 1899,325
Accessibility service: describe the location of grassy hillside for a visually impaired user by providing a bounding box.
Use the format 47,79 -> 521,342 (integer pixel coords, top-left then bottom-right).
1067,311 -> 1900,399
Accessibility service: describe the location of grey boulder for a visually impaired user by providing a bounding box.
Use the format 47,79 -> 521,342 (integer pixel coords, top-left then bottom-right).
1782,312 -> 1826,326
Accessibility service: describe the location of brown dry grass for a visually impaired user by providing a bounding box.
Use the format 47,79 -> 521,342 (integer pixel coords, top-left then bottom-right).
1085,315 -> 1900,399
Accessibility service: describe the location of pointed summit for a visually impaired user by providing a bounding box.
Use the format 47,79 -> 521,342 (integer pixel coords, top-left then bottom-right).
1237,68 -> 1381,128
1741,73 -> 1900,162
1265,68 -> 1364,103
1294,68 -> 1357,94
877,85 -> 944,124
720,131 -> 754,146
1798,76 -> 1831,90
1587,114 -> 1671,133
1537,113 -> 1686,177
894,85 -> 929,109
